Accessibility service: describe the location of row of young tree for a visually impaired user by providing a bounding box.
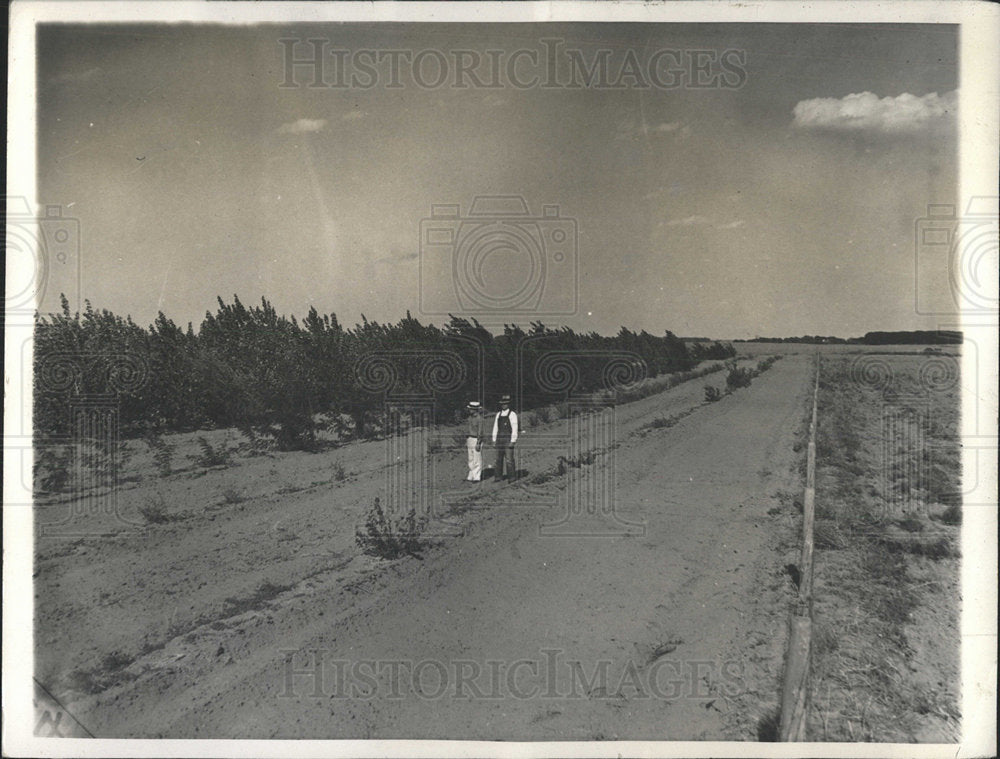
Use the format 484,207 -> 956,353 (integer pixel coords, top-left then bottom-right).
34,294 -> 735,450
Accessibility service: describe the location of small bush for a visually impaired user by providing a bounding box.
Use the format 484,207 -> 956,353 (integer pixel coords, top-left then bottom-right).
240,428 -> 273,457
896,515 -> 924,533
704,386 -> 722,403
756,355 -> 781,374
138,492 -> 176,524
534,406 -> 554,425
35,445 -> 73,493
725,362 -> 754,391
814,520 -> 847,549
145,433 -> 176,476
356,497 -> 426,560
333,462 -> 347,482
221,487 -> 245,505
196,436 -> 232,468
938,503 -> 961,525
756,708 -> 781,741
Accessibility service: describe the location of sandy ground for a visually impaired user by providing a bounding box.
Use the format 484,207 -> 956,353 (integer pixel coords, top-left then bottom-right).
34,356 -> 813,739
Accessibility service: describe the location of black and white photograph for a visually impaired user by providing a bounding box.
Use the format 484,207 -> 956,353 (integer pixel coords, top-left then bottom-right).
4,2 -> 997,757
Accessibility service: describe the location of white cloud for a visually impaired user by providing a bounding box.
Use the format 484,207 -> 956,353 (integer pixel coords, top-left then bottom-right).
277,118 -> 328,134
717,219 -> 745,230
792,90 -> 957,134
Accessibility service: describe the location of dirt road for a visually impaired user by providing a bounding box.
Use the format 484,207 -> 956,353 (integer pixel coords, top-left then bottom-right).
36,355 -> 813,739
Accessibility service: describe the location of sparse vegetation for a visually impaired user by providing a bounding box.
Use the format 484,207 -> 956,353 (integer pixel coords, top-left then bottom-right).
145,432 -> 176,476
806,355 -> 960,740
704,385 -> 722,403
196,436 -> 232,468
937,503 -> 961,525
221,487 -> 246,505
355,497 -> 426,560
725,361 -> 755,392
138,492 -> 178,524
65,650 -> 138,695
34,445 -> 73,493
222,579 -> 292,617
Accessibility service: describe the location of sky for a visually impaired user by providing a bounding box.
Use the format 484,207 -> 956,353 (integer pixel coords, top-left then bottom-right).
36,23 -> 958,339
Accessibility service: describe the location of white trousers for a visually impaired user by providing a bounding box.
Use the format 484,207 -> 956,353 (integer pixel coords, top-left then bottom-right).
466,436 -> 482,481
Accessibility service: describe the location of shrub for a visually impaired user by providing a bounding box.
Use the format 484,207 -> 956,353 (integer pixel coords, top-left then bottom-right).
355,497 -> 426,560
939,503 -> 961,525
704,386 -> 722,403
756,355 -> 781,374
196,436 -> 232,468
333,462 -> 347,482
534,406 -> 554,425
138,492 -> 176,524
725,362 -> 754,391
144,432 -> 175,476
221,487 -> 245,505
34,445 -> 73,493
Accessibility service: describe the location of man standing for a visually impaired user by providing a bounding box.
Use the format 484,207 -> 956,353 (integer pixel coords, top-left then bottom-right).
465,401 -> 484,483
491,394 -> 519,482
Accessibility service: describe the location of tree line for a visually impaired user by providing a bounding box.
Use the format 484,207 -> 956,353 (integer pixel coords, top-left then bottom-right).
738,330 -> 962,345
34,294 -> 735,450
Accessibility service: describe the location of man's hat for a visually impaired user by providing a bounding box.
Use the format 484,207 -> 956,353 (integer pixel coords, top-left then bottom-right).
467,401 -> 481,409
499,394 -> 511,403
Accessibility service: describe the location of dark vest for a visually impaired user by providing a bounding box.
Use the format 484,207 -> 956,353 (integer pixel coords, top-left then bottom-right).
496,412 -> 512,440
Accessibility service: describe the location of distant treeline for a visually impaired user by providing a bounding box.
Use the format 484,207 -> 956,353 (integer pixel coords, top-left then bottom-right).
737,330 -> 962,345
34,295 -> 736,450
